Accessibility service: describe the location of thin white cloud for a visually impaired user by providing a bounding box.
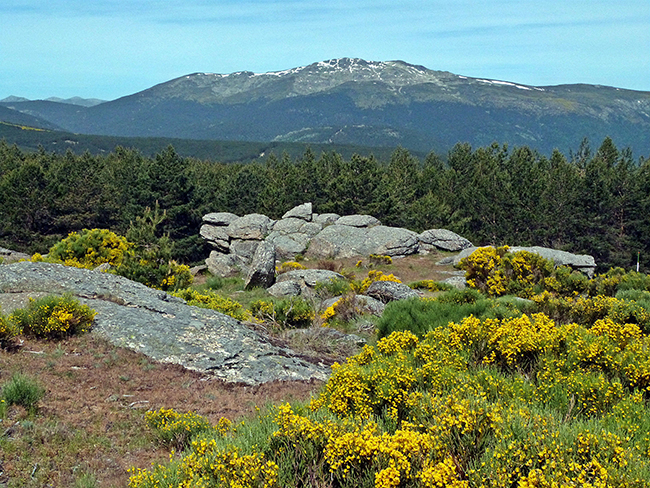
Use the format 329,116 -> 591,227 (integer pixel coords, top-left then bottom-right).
0,0 -> 648,99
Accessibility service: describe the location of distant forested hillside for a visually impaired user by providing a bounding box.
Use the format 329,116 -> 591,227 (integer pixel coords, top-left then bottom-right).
0,122 -> 404,162
0,137 -> 648,271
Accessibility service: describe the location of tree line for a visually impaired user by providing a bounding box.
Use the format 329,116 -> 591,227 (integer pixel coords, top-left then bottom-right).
0,137 -> 648,271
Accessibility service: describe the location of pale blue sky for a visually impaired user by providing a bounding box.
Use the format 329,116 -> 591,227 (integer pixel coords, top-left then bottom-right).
1,0 -> 648,100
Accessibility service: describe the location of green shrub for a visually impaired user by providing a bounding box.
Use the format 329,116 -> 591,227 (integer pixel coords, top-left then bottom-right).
436,287 -> 484,304
274,297 -> 315,328
48,228 -> 130,269
9,294 -> 96,339
377,289 -> 533,339
0,312 -> 19,348
314,277 -> 351,299
618,271 -> 650,292
616,289 -> 650,305
115,205 -> 192,291
481,295 -> 535,321
408,280 -> 454,292
377,296 -> 491,338
1,372 -> 45,412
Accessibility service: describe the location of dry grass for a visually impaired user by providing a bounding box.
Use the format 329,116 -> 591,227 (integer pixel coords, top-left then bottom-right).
0,334 -> 321,487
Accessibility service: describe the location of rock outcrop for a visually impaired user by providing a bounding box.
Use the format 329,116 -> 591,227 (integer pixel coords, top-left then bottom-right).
244,241 -> 276,290
0,247 -> 30,264
276,269 -> 346,293
365,281 -> 422,303
419,229 -> 473,252
0,261 -> 329,385
200,203 -> 475,264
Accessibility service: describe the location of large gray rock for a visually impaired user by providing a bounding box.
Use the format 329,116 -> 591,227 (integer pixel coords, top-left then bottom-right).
200,224 -> 230,252
0,247 -> 30,264
266,233 -> 309,260
282,203 -> 312,221
0,262 -> 329,385
299,221 -> 323,238
206,251 -> 241,277
441,276 -> 467,289
453,246 -> 597,278
203,212 -> 239,226
336,215 -> 381,228
366,226 -> 420,257
227,214 -> 272,240
306,225 -> 420,259
267,281 -> 302,298
306,225 -> 370,259
276,269 -> 346,288
272,218 -> 307,234
353,294 -> 386,316
320,294 -> 384,318
230,239 -> 261,264
314,213 -> 340,226
366,281 -> 421,303
419,229 -> 473,252
245,241 -> 276,290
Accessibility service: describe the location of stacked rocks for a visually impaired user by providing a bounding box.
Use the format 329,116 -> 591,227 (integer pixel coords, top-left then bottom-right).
201,203 -> 478,277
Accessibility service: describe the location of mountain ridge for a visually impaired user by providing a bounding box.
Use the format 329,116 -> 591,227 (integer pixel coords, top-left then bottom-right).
2,58 -> 649,155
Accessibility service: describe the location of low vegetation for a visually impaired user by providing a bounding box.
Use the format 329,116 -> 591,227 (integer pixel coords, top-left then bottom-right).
5,224 -> 650,485
123,248 -> 650,487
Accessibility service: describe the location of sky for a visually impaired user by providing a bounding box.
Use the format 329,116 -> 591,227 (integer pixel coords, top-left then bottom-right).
1,0 -> 648,101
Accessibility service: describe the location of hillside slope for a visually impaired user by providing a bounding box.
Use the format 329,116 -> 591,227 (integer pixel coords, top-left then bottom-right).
2,58 -> 649,154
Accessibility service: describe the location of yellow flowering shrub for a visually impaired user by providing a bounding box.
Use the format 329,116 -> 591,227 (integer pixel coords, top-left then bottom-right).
9,294 -> 96,339
369,254 -> 393,265
0,312 -> 19,348
273,297 -> 315,328
460,246 -> 559,298
249,300 -> 276,322
145,408 -> 218,450
131,307 -> 650,488
352,270 -> 402,294
47,228 -> 130,269
275,261 -> 306,274
171,288 -> 249,321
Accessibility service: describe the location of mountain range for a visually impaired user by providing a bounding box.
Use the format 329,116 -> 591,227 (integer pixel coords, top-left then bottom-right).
2,58 -> 649,155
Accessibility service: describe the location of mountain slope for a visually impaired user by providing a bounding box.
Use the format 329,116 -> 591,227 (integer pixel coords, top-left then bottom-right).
0,105 -> 63,130
2,58 -> 649,154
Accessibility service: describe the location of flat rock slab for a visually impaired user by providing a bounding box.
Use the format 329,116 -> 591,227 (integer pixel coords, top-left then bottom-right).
203,212 -> 239,226
0,262 -> 329,385
419,229 -> 473,252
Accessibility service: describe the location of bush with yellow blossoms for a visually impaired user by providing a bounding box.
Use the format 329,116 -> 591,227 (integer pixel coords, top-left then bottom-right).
47,228 -> 130,269
171,288 -> 249,321
130,308 -> 650,488
351,270 -> 402,294
9,294 -> 96,339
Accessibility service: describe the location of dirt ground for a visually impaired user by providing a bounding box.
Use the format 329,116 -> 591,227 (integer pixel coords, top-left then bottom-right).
0,333 -> 322,487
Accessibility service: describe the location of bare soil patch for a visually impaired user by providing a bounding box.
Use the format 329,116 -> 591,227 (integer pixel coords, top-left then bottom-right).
0,333 -> 322,487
